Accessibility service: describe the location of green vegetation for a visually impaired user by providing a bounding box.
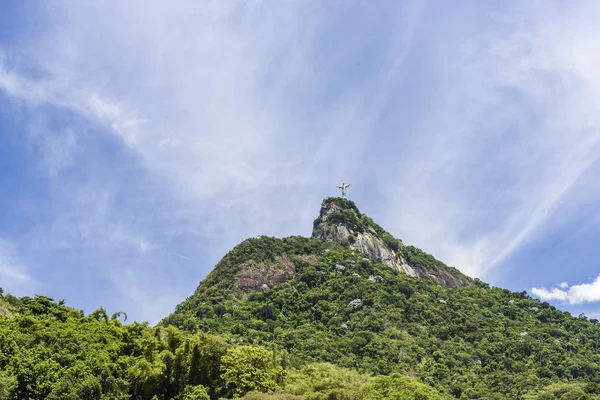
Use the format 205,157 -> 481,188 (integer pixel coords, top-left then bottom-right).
361,373 -> 448,400
220,346 -> 285,397
284,363 -> 369,399
0,293 -> 448,400
2,198 -> 600,399
164,233 -> 600,399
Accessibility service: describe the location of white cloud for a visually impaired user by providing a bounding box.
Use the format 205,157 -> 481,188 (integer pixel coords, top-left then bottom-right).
531,287 -> 569,302
2,1 -> 600,320
381,2 -> 600,278
0,1 -> 416,247
559,281 -> 569,289
532,276 -> 600,304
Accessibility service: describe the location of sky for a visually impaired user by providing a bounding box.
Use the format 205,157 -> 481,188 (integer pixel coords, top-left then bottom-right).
1,1 -> 600,324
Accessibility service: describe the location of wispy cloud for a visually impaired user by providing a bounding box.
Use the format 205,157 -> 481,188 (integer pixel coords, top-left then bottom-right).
1,1 -> 600,322
532,276 -> 600,304
1,1 -> 404,321
381,2 -> 600,277
0,2 -> 420,251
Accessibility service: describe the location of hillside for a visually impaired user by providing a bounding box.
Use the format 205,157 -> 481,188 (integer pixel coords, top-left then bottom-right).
163,198 -> 600,399
0,288 -> 451,400
165,197 -> 471,326
1,198 -> 600,399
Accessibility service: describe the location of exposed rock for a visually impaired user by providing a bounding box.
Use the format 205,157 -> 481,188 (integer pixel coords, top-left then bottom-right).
348,299 -> 362,308
0,299 -> 11,317
312,198 -> 471,288
234,255 -> 295,291
352,232 -> 416,276
312,200 -> 353,243
296,254 -> 318,264
368,275 -> 384,282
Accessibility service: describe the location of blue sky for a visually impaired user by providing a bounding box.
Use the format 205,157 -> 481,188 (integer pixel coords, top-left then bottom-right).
1,1 -> 600,323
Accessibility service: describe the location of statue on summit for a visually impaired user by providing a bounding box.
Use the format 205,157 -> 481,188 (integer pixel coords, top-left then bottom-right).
337,182 -> 351,198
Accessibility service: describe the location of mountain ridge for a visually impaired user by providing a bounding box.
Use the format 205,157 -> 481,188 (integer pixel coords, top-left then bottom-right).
171,197 -> 470,308
163,197 -> 472,330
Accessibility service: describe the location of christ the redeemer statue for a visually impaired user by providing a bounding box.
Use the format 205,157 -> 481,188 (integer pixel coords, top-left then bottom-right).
337,182 -> 350,198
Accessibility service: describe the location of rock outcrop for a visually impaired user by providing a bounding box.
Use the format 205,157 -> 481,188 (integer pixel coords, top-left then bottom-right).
0,298 -> 12,317
352,232 -> 418,277
234,255 -> 296,291
312,197 -> 471,287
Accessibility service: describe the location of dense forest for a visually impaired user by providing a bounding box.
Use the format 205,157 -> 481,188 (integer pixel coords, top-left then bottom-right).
1,198 -> 600,399
0,293 -> 449,400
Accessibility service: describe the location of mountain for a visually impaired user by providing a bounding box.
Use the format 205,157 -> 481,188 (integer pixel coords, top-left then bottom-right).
164,197 -> 470,323
163,198 -> 600,399
1,198 -> 600,400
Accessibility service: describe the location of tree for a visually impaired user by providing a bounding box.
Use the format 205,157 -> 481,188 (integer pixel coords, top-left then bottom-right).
220,346 -> 285,398
89,307 -> 109,322
360,373 -> 445,400
112,311 -> 128,322
0,371 -> 17,400
46,364 -> 102,400
285,362 -> 368,400
180,384 -> 210,400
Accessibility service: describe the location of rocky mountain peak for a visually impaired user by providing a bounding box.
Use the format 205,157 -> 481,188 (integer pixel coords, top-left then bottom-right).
312,197 -> 366,243
312,197 -> 471,287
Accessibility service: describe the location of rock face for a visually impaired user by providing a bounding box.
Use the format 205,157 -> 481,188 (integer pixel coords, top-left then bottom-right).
0,298 -> 12,317
312,198 -> 471,287
352,232 -> 418,277
234,255 -> 296,291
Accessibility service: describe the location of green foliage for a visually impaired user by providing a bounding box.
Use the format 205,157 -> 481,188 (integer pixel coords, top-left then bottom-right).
234,392 -> 304,400
46,362 -> 103,400
165,239 -> 600,398
403,246 -> 451,273
361,373 -> 446,400
180,384 -> 210,400
0,296 -> 233,400
525,381 -> 600,399
0,370 -> 17,400
220,346 -> 285,398
381,234 -> 401,252
3,199 -> 600,399
285,363 -> 368,400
